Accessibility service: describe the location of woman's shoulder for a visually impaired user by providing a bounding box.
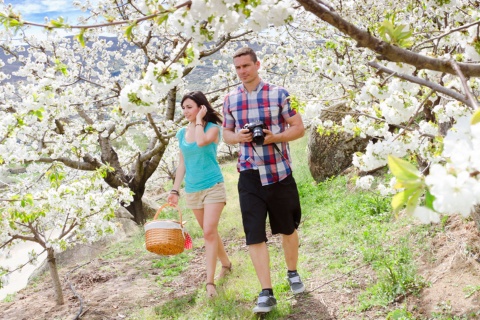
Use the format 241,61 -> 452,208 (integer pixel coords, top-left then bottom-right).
176,127 -> 186,138
205,122 -> 220,130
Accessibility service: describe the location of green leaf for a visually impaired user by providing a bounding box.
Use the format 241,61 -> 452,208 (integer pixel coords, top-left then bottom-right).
181,45 -> 196,65
325,41 -> 337,49
54,59 -> 68,76
393,178 -> 422,190
379,20 -> 395,42
405,188 -> 423,214
7,18 -> 22,27
388,155 -> 420,182
424,189 -> 435,210
378,16 -> 413,48
154,13 -> 169,25
74,28 -> 86,47
124,22 -> 137,41
47,17 -> 68,29
471,109 -> 480,125
289,95 -> 306,113
103,15 -> 115,23
34,109 -> 43,120
391,189 -> 416,213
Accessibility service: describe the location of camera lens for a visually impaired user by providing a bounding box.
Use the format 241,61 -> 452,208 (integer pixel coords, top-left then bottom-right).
252,126 -> 265,145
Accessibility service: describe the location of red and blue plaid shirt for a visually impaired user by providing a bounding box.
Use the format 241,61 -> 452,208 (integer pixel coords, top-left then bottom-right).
222,80 -> 297,186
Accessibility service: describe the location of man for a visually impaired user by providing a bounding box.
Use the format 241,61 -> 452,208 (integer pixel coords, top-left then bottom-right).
222,47 -> 305,313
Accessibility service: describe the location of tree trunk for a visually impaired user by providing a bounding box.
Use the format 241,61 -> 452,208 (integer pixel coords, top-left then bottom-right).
47,248 -> 64,305
127,194 -> 146,225
472,205 -> 480,234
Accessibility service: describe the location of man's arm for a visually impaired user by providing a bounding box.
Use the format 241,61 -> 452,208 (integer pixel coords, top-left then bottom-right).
263,113 -> 305,145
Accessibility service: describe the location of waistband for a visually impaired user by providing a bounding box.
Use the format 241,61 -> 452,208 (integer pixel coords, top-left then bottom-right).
240,169 -> 259,175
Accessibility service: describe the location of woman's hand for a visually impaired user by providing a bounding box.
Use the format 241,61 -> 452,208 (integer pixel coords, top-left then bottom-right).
196,105 -> 207,123
167,193 -> 179,205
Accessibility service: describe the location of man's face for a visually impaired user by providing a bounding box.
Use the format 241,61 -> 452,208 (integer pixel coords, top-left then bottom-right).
233,55 -> 260,85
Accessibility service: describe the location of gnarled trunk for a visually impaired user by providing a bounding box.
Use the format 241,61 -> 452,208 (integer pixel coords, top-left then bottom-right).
126,194 -> 146,225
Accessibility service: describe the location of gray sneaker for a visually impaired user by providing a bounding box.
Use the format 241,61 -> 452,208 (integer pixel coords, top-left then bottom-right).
253,290 -> 277,313
287,271 -> 305,294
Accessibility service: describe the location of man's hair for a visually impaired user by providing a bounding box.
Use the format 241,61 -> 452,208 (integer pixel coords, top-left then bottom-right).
233,47 -> 258,63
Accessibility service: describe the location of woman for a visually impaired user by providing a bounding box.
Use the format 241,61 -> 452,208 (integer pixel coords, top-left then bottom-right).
167,91 -> 232,298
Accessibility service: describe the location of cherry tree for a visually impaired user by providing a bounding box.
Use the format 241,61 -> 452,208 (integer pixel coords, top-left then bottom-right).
0,0 -> 295,304
0,0 -> 274,224
0,164 -> 133,305
291,0 -> 480,225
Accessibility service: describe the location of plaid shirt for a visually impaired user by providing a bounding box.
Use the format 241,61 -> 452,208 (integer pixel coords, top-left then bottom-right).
223,80 -> 297,186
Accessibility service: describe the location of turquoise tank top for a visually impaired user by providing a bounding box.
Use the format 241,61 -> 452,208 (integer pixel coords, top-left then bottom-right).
176,122 -> 224,193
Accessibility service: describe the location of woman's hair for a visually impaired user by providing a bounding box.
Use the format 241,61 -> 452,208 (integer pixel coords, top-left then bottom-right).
181,91 -> 222,125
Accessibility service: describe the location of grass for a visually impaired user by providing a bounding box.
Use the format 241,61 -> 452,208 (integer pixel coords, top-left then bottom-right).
101,230 -> 147,259
2,293 -> 15,303
125,136 -> 428,319
88,136 -> 441,318
3,135 -> 476,319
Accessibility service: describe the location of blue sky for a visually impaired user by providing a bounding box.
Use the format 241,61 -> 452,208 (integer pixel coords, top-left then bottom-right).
3,1 -> 98,40
5,0 -> 86,24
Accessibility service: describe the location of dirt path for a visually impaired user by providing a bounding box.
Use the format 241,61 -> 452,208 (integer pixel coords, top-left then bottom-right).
1,216 -> 480,319
1,245 -> 206,320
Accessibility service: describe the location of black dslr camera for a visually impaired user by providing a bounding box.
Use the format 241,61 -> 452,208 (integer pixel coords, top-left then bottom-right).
243,121 -> 267,145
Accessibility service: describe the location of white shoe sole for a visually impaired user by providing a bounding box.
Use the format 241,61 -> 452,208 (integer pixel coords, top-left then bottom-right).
291,285 -> 306,294
253,305 -> 275,313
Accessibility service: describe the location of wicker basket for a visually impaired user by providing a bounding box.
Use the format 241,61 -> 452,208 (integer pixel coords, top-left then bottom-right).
144,203 -> 185,255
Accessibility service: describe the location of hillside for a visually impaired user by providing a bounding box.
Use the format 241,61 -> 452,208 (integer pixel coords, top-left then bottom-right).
1,137 -> 480,319
0,36 -> 257,89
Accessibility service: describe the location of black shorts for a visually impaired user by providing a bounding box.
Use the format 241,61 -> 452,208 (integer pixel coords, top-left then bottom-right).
238,170 -> 302,245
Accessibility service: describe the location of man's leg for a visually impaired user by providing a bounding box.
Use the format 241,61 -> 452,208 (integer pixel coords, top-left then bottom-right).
250,241 -> 278,313
248,242 -> 271,289
281,229 -> 305,294
281,229 -> 299,270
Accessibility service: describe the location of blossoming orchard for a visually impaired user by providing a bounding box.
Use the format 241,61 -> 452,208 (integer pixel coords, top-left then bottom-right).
0,0 -> 479,305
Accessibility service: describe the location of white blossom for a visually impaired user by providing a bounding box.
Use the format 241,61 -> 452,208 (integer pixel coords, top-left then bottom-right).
356,175 -> 374,189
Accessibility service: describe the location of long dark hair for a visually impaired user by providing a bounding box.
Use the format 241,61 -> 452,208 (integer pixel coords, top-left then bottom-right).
181,91 -> 222,125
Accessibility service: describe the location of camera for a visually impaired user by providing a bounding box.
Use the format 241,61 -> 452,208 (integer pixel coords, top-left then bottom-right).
243,121 -> 267,145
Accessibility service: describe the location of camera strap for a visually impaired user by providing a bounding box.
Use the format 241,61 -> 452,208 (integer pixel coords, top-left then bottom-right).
250,143 -> 292,169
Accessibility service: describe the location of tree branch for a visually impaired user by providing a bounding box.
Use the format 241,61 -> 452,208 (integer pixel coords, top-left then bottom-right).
36,157 -> 97,170
368,60 -> 472,107
139,141 -> 168,163
450,59 -> 479,110
113,120 -> 146,140
146,113 -> 164,142
413,20 -> 480,51
322,109 -> 435,138
296,0 -> 480,77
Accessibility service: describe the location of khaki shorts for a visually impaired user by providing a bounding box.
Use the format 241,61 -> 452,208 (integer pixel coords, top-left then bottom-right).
185,182 -> 226,209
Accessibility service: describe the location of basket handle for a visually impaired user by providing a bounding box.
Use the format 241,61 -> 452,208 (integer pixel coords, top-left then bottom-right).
153,203 -> 183,227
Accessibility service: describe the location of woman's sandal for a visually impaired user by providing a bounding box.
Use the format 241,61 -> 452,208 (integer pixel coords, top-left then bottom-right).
206,282 -> 217,298
218,262 -> 232,279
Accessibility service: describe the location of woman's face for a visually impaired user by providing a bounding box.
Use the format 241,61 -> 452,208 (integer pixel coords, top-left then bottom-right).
181,98 -> 200,122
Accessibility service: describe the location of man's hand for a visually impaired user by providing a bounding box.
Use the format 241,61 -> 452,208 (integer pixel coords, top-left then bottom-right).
237,128 -> 253,143
261,128 -> 274,145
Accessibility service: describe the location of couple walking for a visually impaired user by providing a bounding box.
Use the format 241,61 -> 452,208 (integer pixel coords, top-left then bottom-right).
167,47 -> 306,313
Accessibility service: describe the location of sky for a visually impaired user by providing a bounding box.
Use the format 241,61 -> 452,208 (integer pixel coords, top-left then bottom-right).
3,0 -> 92,39
5,0 -> 86,24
